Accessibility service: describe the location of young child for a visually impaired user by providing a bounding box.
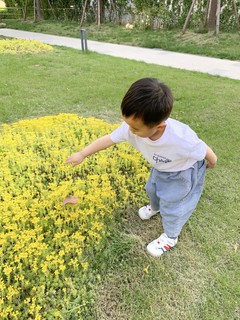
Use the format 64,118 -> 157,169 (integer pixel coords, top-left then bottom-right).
66,78 -> 217,257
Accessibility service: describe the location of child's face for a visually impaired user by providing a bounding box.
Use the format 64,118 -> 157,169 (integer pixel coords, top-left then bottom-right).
123,115 -> 165,139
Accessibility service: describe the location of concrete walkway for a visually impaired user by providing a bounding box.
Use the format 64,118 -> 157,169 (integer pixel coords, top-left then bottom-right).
1,28 -> 240,81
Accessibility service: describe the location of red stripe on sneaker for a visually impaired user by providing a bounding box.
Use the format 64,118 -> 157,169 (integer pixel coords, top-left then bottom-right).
163,244 -> 172,251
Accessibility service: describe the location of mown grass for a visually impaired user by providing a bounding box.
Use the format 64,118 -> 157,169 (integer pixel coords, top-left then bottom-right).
2,19 -> 240,60
0,44 -> 239,319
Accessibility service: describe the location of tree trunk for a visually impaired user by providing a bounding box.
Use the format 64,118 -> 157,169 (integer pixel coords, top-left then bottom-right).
208,0 -> 218,31
232,0 -> 240,30
34,0 -> 42,21
80,0 -> 88,27
47,0 -> 56,20
97,0 -> 101,25
203,0 -> 210,27
97,0 -> 104,25
23,0 -> 28,20
182,0 -> 197,34
100,0 -> 104,23
216,0 -> 221,35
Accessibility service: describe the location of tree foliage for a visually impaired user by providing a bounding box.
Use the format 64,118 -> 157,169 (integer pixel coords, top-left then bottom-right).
3,0 -> 240,31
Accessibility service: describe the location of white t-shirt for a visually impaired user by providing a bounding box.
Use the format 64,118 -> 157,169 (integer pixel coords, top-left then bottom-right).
110,118 -> 207,172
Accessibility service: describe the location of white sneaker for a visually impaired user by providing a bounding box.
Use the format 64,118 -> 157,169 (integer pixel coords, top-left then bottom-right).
138,205 -> 159,220
147,233 -> 178,257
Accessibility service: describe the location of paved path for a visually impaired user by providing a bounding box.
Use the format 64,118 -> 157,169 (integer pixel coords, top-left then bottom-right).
1,28 -> 240,81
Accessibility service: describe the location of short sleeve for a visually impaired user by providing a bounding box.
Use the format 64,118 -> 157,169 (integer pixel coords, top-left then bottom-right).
110,122 -> 129,143
188,135 -> 208,161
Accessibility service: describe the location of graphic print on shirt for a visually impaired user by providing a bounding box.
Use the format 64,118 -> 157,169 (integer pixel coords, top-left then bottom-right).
153,153 -> 172,164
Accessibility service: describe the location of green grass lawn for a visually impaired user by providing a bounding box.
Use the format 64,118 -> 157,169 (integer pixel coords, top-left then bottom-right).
2,19 -> 240,60
0,44 -> 239,319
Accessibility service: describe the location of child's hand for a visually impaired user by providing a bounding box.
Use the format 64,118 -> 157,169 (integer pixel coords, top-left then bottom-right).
205,146 -> 217,169
206,160 -> 217,169
63,196 -> 79,205
66,151 -> 85,167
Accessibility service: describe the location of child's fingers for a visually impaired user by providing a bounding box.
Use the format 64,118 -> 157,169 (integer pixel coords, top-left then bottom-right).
66,161 -> 77,167
65,157 -> 72,164
63,196 -> 79,205
65,152 -> 83,166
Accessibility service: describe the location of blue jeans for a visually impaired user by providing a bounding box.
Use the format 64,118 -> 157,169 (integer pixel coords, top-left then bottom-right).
145,160 -> 206,238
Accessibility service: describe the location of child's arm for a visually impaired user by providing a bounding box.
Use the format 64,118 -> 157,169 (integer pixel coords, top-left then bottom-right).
205,145 -> 217,169
66,134 -> 115,167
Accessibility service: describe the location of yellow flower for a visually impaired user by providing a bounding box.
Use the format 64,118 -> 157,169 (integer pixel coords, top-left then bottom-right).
0,278 -> 6,291
0,39 -> 54,54
143,265 -> 150,274
0,114 -> 149,317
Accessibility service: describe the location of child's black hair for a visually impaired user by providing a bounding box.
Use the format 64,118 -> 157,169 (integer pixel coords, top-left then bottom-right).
121,78 -> 173,126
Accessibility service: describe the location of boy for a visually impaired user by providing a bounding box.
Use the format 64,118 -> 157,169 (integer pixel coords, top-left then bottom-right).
66,78 -> 217,257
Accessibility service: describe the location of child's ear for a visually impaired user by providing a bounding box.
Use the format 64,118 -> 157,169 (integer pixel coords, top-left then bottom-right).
156,122 -> 166,130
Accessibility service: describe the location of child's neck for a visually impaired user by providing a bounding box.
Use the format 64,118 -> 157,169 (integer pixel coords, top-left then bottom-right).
149,124 -> 166,141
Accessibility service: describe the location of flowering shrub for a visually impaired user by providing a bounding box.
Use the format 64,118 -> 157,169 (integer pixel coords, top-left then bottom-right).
0,39 -> 54,54
0,114 -> 149,319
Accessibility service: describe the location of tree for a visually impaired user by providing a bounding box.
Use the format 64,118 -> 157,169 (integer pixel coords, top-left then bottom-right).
182,0 -> 231,34
34,0 -> 42,21
97,0 -> 105,25
207,0 -> 218,31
